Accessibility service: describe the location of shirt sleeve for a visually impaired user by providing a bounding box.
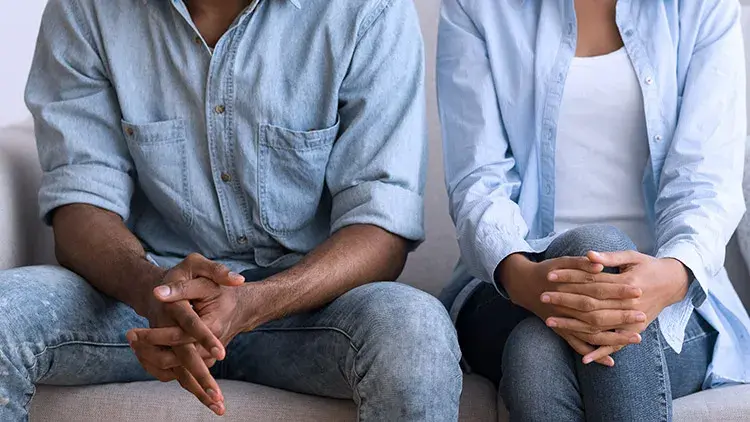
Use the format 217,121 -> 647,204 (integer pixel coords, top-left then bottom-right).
437,0 -> 534,287
654,0 -> 747,352
25,0 -> 134,225
326,0 -> 426,242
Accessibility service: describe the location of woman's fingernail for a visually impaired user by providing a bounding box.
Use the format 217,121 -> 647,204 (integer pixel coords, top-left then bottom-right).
547,319 -> 558,328
630,335 -> 641,343
548,273 -> 558,281
126,332 -> 137,344
636,313 -> 647,322
541,294 -> 551,303
229,272 -> 245,281
209,404 -> 220,414
154,285 -> 171,297
211,347 -> 223,359
583,356 -> 593,364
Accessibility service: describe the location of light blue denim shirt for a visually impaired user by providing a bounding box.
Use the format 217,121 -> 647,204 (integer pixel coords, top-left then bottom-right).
437,0 -> 750,387
25,0 -> 427,272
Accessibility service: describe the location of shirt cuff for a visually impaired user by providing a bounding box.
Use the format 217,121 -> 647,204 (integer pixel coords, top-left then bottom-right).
39,164 -> 134,224
657,241 -> 709,308
330,181 -> 424,242
471,224 -> 534,295
656,241 -> 709,353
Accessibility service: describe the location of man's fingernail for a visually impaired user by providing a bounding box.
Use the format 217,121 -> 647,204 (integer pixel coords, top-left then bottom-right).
229,272 -> 244,281
547,319 -> 558,328
548,273 -> 558,281
583,357 -> 593,364
541,294 -> 551,303
126,332 -> 137,343
630,335 -> 641,343
207,388 -> 220,401
155,285 -> 171,297
209,404 -> 220,414
636,313 -> 647,322
211,347 -> 223,359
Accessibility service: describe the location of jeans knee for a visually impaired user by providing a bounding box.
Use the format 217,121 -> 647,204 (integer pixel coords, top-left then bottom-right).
501,318 -> 577,408
547,224 -> 637,258
355,283 -> 462,399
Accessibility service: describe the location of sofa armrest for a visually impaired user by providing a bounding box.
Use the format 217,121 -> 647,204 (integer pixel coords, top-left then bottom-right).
0,119 -> 55,270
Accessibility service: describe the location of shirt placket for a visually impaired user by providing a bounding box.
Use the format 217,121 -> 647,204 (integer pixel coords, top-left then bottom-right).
173,0 -> 261,253
616,4 -> 664,190
540,11 -> 577,237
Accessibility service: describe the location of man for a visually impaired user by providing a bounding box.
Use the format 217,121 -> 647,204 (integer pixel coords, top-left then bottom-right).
0,0 -> 462,420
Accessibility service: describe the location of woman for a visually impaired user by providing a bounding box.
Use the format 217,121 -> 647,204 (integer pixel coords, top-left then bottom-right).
437,0 -> 750,420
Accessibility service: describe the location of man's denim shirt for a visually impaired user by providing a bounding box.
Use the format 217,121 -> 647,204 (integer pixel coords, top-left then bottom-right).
26,0 -> 427,272
437,0 -> 750,387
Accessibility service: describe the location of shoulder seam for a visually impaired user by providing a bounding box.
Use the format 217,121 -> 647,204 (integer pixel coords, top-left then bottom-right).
68,1 -> 97,48
356,0 -> 395,43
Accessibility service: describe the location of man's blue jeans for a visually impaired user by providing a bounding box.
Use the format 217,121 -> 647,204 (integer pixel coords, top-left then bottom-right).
0,267 -> 462,421
456,225 -> 717,422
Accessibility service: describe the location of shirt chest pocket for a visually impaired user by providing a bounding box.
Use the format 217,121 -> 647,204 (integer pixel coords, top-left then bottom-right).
121,118 -> 194,228
258,119 -> 340,235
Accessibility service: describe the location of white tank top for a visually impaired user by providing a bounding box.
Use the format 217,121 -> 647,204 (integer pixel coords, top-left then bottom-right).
554,47 -> 654,253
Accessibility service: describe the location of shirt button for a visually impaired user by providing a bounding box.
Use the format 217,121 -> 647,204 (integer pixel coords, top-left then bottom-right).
194,36 -> 202,45
214,105 -> 226,114
125,127 -> 134,136
237,236 -> 248,244
654,135 -> 663,142
645,76 -> 654,85
624,29 -> 634,38
220,172 -> 231,182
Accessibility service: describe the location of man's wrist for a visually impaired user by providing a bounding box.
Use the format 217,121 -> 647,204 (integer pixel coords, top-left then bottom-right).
131,265 -> 169,318
237,281 -> 281,332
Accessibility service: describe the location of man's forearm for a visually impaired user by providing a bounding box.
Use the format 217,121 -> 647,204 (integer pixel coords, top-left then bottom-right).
52,204 -> 164,315
241,224 -> 409,328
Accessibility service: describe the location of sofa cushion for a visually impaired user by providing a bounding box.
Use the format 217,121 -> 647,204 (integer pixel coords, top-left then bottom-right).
30,374 -> 497,422
673,384 -> 750,422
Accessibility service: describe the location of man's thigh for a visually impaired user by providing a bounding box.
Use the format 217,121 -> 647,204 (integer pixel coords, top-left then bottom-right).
218,281 -> 458,399
0,265 -> 151,385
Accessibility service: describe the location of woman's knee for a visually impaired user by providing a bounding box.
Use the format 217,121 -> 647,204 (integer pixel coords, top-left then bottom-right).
500,318 -> 581,418
547,224 -> 637,258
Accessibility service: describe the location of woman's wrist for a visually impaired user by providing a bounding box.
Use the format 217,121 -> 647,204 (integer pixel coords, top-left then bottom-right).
658,258 -> 691,307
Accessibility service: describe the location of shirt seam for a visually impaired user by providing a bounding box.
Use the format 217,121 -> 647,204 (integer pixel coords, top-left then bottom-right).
355,0 -> 394,44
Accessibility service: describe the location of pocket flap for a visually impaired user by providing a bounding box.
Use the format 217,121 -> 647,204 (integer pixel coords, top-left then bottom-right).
121,118 -> 186,144
260,117 -> 340,150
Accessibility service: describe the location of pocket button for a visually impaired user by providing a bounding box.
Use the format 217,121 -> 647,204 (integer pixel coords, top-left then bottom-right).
220,172 -> 232,182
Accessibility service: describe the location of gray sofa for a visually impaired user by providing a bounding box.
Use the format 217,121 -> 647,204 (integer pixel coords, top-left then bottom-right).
2,122 -> 750,421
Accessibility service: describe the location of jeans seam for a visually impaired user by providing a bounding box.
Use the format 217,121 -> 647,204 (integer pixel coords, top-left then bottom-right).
661,331 -> 715,352
252,326 -> 362,355
654,329 -> 669,422
21,341 -> 128,411
253,325 -> 366,418
28,341 -> 130,381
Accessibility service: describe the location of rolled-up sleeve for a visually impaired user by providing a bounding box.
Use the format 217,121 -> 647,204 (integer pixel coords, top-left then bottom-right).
654,1 -> 747,352
437,0 -> 533,286
327,0 -> 426,242
25,0 -> 134,224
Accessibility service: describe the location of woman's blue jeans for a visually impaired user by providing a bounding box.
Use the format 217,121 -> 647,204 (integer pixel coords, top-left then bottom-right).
456,225 -> 717,422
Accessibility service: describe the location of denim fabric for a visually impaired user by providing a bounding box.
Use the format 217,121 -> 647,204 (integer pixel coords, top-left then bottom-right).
437,0 -> 750,387
456,225 -> 717,422
0,267 -> 462,421
25,0 -> 427,271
